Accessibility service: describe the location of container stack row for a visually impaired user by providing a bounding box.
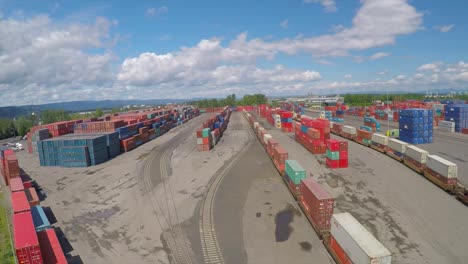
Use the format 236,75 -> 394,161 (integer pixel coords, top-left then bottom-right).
294,117 -> 329,154
444,104 -> 468,132
280,111 -> 293,132
325,139 -> 348,169
399,109 -> 433,144
242,109 -> 393,264
1,148 -> 20,186
196,107 -> 231,151
363,116 -> 381,132
3,150 -> 67,264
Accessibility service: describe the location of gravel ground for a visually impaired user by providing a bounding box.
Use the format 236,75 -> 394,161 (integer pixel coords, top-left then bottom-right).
14,113 -> 250,264
255,114 -> 468,264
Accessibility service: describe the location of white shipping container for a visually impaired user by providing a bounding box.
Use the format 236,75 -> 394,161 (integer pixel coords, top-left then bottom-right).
331,213 -> 392,264
426,155 -> 458,179
371,133 -> 389,146
342,126 -> 357,135
330,122 -> 335,128
439,121 -> 455,128
273,114 -> 281,121
196,138 -> 203,145
438,126 -> 455,133
253,122 -> 260,129
258,127 -> 266,137
263,134 -> 272,145
387,139 -> 407,153
405,145 -> 429,163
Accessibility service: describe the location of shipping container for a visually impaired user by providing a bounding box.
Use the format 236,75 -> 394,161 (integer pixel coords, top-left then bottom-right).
387,139 -> 407,154
25,187 -> 40,207
13,211 -> 43,264
31,206 -> 51,232
342,126 -> 357,135
299,178 -> 334,234
371,133 -> 389,146
331,213 -> 392,264
10,177 -> 25,192
12,191 -> 31,214
285,160 -> 306,185
405,145 -> 429,163
426,155 -> 457,179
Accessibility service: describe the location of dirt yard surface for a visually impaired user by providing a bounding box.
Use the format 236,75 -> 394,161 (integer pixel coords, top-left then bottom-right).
15,113 -> 251,263
255,114 -> 468,264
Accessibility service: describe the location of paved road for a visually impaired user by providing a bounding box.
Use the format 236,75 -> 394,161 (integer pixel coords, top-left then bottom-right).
305,110 -> 468,185
211,113 -> 331,264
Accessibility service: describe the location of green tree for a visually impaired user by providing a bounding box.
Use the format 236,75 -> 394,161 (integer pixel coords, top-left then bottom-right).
14,116 -> 34,136
93,108 -> 104,118
40,109 -> 70,124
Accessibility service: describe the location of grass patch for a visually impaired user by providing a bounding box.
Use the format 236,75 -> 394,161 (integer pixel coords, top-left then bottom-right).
0,192 -> 15,264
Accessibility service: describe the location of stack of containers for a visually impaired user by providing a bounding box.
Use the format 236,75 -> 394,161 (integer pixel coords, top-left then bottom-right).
385,138 -> 408,162
280,111 -> 293,132
13,211 -> 43,264
12,191 -> 30,214
425,155 -> 458,189
325,139 -> 348,169
196,128 -> 213,151
1,149 -> 20,186
399,109 -> 433,144
73,120 -> 125,133
273,114 -> 282,129
330,213 -> 392,264
404,145 -> 429,173
299,177 -> 334,236
363,117 -> 381,132
370,133 -> 389,153
38,134 -> 110,167
9,177 -> 25,193
25,187 -> 40,207
444,104 -> 468,132
330,122 -> 343,135
266,138 -> 279,157
356,128 -> 372,146
284,160 -> 306,197
28,128 -> 50,154
273,146 -> 288,174
295,117 -> 329,154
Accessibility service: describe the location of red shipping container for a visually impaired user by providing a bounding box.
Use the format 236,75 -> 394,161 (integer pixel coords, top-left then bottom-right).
196,130 -> 202,138
330,235 -> 352,264
10,177 -> 24,193
306,128 -> 320,139
325,139 -> 340,151
12,191 -> 30,214
300,178 -> 334,232
326,158 -> 339,169
339,159 -> 348,168
339,151 -> 348,160
37,229 -> 67,264
14,211 -> 43,264
338,141 -> 348,151
21,174 -> 34,189
462,128 -> 468,134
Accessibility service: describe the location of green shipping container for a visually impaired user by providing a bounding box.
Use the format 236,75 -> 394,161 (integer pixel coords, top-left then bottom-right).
285,160 -> 306,185
326,149 -> 340,160
202,128 -> 211,138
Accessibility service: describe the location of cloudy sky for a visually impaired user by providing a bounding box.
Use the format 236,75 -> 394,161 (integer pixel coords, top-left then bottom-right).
0,0 -> 467,106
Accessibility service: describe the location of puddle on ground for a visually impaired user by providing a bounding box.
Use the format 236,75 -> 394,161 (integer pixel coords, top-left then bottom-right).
299,241 -> 312,251
274,207 -> 294,242
256,212 -> 261,218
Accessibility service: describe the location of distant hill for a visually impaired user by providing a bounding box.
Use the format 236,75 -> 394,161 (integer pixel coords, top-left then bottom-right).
0,99 -> 193,119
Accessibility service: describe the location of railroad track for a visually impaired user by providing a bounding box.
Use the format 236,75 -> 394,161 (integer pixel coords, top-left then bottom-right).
141,117 -> 203,264
199,116 -> 255,264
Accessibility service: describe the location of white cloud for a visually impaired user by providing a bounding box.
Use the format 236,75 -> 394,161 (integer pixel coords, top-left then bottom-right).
396,74 -> 406,80
316,59 -> 332,65
146,6 -> 168,18
413,73 -> 424,79
417,63 -> 441,72
304,0 -> 337,12
344,74 -> 352,79
280,19 -> 288,29
434,24 -> 454,33
370,52 -> 390,60
0,15 -> 116,105
379,69 -> 389,75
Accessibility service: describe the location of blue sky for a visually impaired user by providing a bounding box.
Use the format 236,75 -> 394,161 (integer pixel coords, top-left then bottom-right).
0,0 -> 467,105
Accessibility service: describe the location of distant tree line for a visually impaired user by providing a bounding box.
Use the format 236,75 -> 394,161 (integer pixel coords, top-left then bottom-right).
343,93 -> 468,106
191,94 -> 268,108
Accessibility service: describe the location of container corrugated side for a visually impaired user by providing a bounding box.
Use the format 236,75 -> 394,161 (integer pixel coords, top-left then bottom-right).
263,134 -> 272,145
405,145 -> 428,163
331,213 -> 392,264
31,206 -> 51,232
426,155 -> 457,178
387,139 -> 407,154
371,133 -> 389,146
342,126 -> 357,135
37,229 -> 67,264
